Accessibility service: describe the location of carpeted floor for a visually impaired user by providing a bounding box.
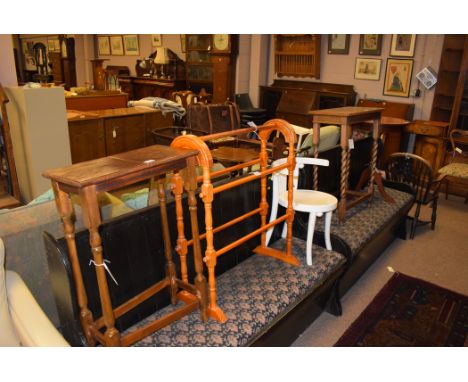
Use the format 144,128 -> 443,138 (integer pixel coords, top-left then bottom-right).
293,195 -> 468,346
334,272 -> 468,346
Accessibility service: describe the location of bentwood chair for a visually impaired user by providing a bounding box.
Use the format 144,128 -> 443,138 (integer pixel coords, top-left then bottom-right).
383,152 -> 444,239
437,129 -> 468,203
265,157 -> 338,266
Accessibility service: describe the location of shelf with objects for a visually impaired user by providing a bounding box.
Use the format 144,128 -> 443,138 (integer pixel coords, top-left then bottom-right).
431,35 -> 468,131
274,34 -> 321,79
118,47 -> 186,101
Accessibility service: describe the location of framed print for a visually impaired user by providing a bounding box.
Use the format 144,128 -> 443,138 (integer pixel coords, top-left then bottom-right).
383,59 -> 414,97
47,39 -> 55,52
110,35 -> 124,55
97,36 -> 111,56
151,34 -> 162,47
390,34 -> 416,57
354,58 -> 382,80
180,34 -> 186,53
359,34 -> 382,56
123,35 -> 139,56
328,34 -> 350,54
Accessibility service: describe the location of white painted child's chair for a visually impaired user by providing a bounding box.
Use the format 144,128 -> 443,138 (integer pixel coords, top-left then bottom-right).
265,157 -> 338,266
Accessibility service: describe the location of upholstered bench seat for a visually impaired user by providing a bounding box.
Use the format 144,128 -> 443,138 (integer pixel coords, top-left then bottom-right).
329,187 -> 413,255
126,237 -> 345,347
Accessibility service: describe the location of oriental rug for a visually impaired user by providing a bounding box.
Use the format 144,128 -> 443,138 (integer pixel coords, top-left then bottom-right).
335,273 -> 468,346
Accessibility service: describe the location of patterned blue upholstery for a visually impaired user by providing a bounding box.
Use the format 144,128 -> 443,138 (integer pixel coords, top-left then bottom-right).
124,187 -> 412,347
127,237 -> 345,346
329,187 -> 412,254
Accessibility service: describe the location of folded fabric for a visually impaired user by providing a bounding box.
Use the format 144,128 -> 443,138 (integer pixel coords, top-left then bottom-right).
128,97 -> 186,118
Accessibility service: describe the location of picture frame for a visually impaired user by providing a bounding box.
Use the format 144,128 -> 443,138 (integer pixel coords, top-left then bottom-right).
328,34 -> 350,54
354,58 -> 382,81
151,34 -> 162,47
97,36 -> 111,56
359,34 -> 383,56
123,35 -> 139,56
383,58 -> 414,98
47,39 -> 56,52
180,34 -> 186,53
390,34 -> 416,57
110,35 -> 124,56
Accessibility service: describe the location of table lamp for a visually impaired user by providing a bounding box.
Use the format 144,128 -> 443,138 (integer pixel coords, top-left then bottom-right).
154,47 -> 169,79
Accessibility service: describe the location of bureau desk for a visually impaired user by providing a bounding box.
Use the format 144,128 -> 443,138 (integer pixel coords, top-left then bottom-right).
67,107 -> 173,163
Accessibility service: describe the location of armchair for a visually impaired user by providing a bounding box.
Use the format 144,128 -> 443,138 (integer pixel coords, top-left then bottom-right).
437,129 -> 468,203
1,238 -> 69,346
383,153 -> 443,239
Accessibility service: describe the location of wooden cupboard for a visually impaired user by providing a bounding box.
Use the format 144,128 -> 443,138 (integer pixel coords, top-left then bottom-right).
67,108 -> 173,163
404,120 -> 449,175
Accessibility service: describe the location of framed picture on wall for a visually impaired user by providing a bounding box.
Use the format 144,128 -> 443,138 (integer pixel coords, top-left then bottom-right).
328,34 -> 350,54
97,36 -> 111,56
110,35 -> 124,55
359,34 -> 382,56
123,35 -> 139,56
383,58 -> 414,97
151,34 -> 162,47
354,58 -> 382,80
47,39 -> 56,52
390,34 -> 416,57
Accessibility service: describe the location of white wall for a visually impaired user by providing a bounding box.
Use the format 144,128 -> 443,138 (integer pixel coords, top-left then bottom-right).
0,35 -> 18,86
267,34 -> 444,120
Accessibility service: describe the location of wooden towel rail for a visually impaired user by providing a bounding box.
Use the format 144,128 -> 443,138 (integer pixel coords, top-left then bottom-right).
171,119 -> 299,322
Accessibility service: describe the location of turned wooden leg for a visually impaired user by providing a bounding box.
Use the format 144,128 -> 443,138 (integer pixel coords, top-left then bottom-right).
201,167 -> 226,322
339,146 -> 350,220
313,122 -> 320,191
158,176 -> 178,305
172,171 -> 188,284
183,157 -> 208,322
80,185 -> 120,346
368,133 -> 378,200
52,181 -> 96,346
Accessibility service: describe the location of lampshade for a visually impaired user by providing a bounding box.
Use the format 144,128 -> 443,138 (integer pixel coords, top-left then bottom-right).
154,47 -> 169,65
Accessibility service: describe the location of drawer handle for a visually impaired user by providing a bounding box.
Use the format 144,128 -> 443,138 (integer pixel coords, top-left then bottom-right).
112,126 -> 119,139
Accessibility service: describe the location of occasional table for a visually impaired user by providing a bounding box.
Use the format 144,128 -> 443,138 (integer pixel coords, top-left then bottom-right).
211,146 -> 260,176
310,106 -> 383,220
43,145 -> 208,346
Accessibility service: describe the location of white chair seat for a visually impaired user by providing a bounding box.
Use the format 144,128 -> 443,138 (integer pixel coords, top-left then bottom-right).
279,189 -> 337,213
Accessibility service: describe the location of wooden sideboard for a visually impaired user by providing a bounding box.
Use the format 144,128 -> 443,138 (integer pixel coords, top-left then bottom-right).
118,76 -> 187,101
65,91 -> 128,111
67,107 -> 173,163
404,120 -> 449,175
260,80 -> 357,127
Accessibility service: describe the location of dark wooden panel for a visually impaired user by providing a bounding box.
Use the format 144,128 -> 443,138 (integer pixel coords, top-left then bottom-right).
68,119 -> 106,163
104,115 -> 146,156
